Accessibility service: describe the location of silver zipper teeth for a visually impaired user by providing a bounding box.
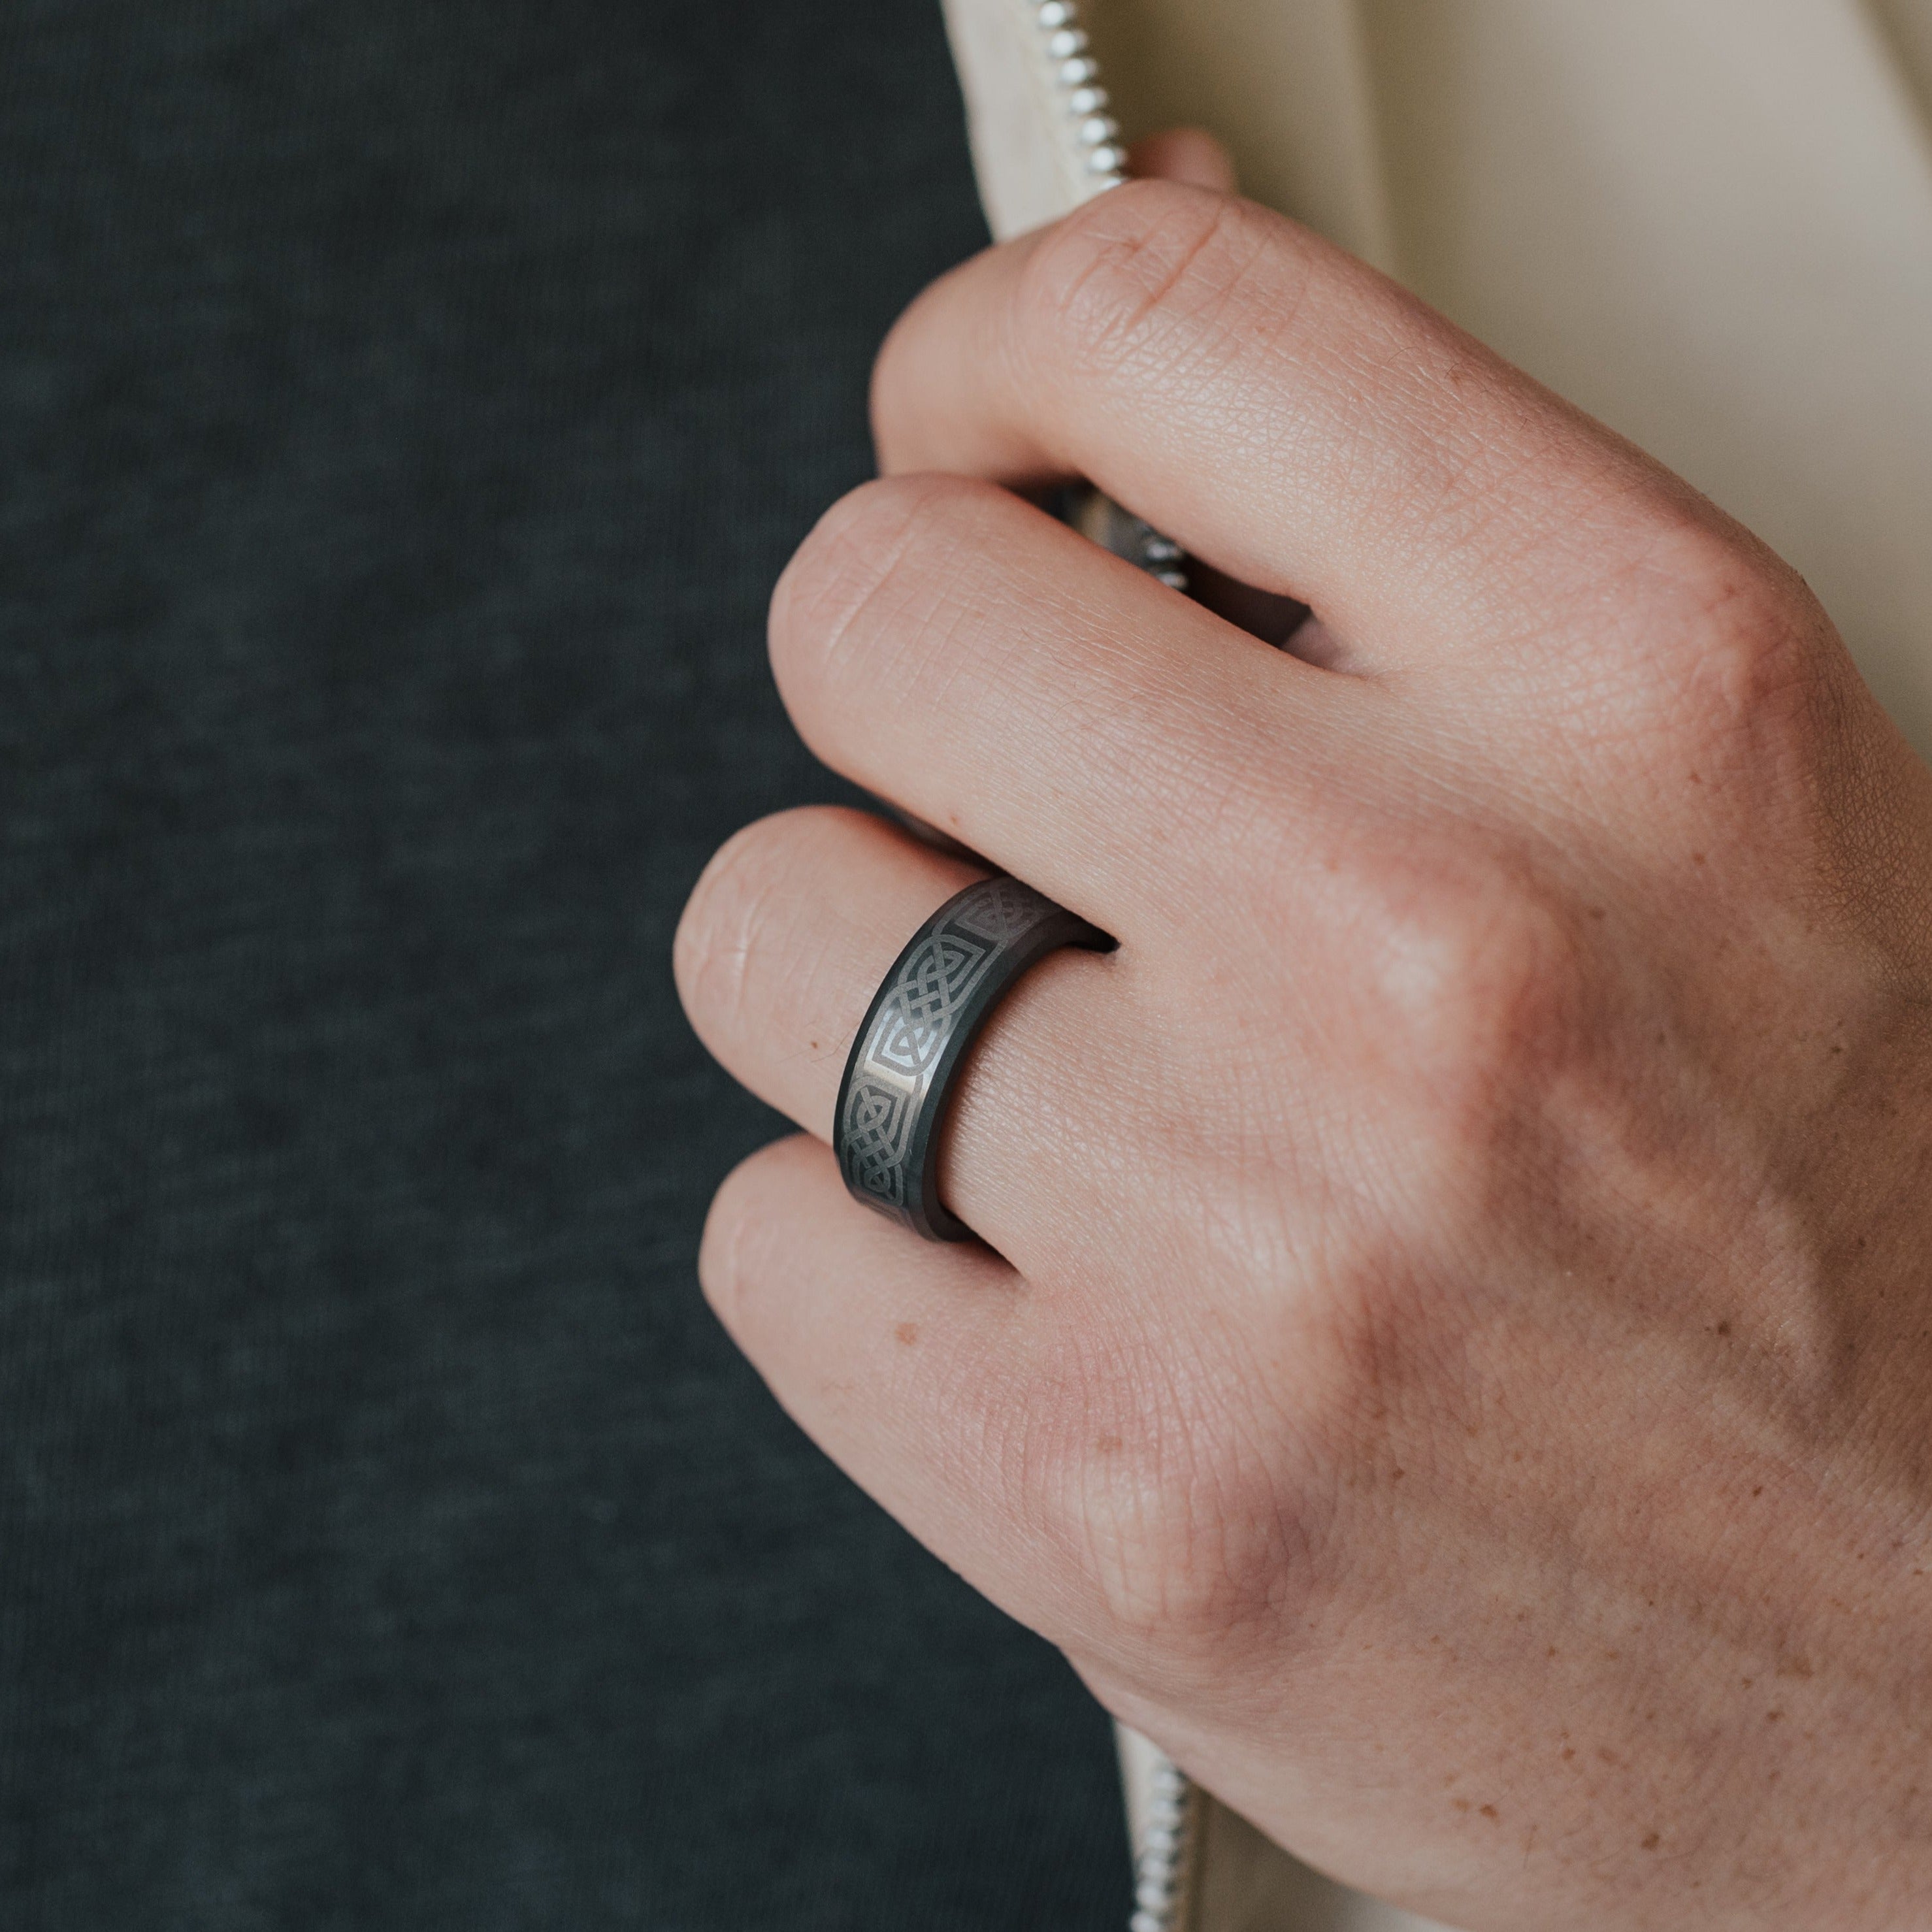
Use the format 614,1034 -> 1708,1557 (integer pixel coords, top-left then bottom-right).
1030,0 -> 1127,182
1130,1750 -> 1198,1932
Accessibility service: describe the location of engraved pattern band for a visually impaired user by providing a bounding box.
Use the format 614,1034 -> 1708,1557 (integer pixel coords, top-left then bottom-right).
834,876 -> 1109,1243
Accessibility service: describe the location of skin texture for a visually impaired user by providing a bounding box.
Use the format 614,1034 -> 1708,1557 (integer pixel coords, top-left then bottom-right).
673,142 -> 1932,1928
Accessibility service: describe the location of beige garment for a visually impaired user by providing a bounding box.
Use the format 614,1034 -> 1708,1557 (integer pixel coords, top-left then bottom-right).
940,1 -> 1932,1926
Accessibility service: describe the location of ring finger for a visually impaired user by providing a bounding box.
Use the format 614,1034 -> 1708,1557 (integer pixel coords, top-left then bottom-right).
674,804 -> 1166,1277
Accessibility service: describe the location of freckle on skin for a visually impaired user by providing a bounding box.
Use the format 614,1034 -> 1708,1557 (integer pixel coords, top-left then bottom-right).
1767,1711 -> 1784,1722
1599,1748 -> 1618,1765
1479,1805 -> 1498,1822
1547,1646 -> 1559,1658
1752,1486 -> 1763,1496
1562,1748 -> 1575,1761
1643,1832 -> 1661,1851
895,1323 -> 919,1345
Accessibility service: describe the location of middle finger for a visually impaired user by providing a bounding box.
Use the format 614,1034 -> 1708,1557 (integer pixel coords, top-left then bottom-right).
769,469 -> 1375,947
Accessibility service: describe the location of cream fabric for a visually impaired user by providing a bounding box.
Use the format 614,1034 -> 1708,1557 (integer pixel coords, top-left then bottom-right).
939,1 -> 1932,1925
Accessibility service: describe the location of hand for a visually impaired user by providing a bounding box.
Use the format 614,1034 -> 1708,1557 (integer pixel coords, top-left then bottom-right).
674,171 -> 1932,1929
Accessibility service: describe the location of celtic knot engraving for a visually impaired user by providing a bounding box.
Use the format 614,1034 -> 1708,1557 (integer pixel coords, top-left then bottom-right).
838,877 -> 1057,1225
874,932 -> 988,1075
843,1078 -> 911,1205
951,877 -> 1041,943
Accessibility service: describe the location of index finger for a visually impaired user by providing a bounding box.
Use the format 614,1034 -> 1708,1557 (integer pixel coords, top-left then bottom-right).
871,180 -> 1725,672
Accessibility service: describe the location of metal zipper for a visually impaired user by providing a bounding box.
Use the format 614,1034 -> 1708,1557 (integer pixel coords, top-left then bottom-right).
1130,1746 -> 1202,1932
1026,0 -> 1128,186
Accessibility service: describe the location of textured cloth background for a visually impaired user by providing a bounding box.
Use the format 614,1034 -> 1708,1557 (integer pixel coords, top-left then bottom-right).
0,3 -> 1131,1925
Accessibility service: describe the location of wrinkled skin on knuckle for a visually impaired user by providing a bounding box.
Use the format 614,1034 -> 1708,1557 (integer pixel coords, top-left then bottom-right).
1613,510 -> 1854,828
1007,1305 -> 1327,1683
673,816 -> 781,1051
768,472 -> 986,727
1341,842 -> 1592,1148
1007,178 -> 1292,426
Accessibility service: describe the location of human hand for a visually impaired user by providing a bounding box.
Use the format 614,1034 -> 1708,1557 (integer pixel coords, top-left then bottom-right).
675,174 -> 1932,1927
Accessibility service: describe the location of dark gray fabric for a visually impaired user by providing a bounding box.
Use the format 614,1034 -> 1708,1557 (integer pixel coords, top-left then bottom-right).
0,3 -> 1132,1924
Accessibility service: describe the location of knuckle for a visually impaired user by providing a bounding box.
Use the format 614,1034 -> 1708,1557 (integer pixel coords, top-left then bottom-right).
1083,1467 -> 1303,1664
1349,851 -> 1589,1145
1012,179 -> 1286,399
1017,1317 -> 1317,1663
673,812 -> 805,1041
768,472 -> 991,710
1626,510 -> 1841,768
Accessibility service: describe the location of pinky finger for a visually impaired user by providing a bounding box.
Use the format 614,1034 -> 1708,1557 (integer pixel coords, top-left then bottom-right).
699,1134 -> 1082,1641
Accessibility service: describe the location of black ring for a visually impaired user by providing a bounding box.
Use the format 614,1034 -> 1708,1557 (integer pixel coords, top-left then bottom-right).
834,876 -> 1110,1242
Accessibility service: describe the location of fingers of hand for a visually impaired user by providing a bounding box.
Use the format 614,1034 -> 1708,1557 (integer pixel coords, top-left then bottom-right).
768,471 -> 1372,937
870,178 -> 1709,670
675,806 -> 976,1135
698,1135 -> 1139,1655
696,1134 -> 1055,1614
